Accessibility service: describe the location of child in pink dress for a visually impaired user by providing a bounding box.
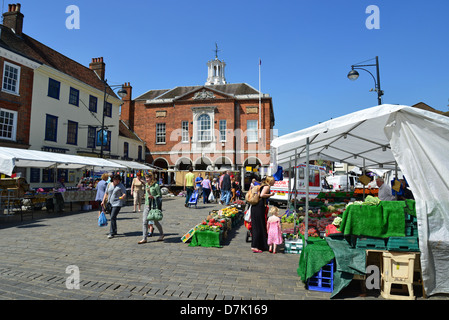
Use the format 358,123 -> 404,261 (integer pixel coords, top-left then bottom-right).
266,206 -> 283,254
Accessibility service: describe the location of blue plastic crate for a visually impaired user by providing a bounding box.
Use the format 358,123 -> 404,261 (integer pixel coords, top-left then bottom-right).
307,260 -> 334,293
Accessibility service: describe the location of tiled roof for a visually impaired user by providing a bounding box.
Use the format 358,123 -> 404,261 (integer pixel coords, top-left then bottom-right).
119,120 -> 143,142
411,102 -> 446,115
0,25 -> 117,98
135,83 -> 260,101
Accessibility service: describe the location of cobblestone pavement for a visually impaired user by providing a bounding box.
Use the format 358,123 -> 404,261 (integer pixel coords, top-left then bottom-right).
0,196 -> 446,304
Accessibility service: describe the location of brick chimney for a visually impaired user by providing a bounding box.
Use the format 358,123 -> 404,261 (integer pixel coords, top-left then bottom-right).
120,82 -> 134,130
2,3 -> 24,36
89,57 -> 106,81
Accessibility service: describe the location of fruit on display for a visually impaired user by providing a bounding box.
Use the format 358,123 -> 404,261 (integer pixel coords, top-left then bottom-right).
195,205 -> 240,233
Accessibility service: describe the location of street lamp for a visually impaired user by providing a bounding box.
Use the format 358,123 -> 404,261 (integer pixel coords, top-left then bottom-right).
99,81 -> 127,158
347,56 -> 383,106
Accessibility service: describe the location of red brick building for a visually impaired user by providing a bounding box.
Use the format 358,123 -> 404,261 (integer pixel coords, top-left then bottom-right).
120,55 -> 275,178
0,4 -> 40,149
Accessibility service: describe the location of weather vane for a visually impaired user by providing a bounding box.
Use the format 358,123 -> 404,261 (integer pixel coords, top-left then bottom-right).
214,42 -> 221,59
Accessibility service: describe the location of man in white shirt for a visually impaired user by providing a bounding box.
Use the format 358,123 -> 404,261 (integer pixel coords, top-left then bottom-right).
376,177 -> 395,201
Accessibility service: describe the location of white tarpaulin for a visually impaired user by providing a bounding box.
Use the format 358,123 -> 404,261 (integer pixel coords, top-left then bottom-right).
0,147 -> 126,176
271,104 -> 449,296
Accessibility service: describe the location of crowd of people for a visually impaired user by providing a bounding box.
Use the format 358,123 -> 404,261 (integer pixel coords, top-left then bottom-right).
183,167 -> 243,207
89,168 -> 413,257
95,172 -> 165,242
94,167 -> 275,252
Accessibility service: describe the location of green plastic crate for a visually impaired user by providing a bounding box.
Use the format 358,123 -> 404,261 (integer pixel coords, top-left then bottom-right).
356,237 -> 387,250
284,239 -> 303,254
387,236 -> 419,252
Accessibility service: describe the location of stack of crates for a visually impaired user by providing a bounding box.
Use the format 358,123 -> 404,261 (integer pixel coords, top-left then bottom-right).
387,236 -> 419,252
405,213 -> 418,237
386,212 -> 419,252
307,259 -> 334,293
356,237 -> 387,250
284,238 -> 303,254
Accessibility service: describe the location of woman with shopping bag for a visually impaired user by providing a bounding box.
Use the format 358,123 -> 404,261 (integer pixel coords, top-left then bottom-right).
101,174 -> 126,239
138,173 -> 164,244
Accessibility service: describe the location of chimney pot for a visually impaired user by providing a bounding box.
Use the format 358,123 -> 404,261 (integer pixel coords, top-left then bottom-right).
89,57 -> 106,81
3,3 -> 24,36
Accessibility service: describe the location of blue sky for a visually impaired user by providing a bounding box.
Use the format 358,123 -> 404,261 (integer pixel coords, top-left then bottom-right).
10,0 -> 449,136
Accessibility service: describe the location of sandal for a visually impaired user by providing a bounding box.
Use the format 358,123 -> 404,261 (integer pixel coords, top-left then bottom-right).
157,235 -> 165,241
138,239 -> 147,244
251,248 -> 262,253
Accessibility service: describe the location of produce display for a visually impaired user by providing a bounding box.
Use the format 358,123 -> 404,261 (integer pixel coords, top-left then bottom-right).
346,195 -> 380,206
183,205 -> 242,245
232,199 -> 245,206
281,200 -> 347,239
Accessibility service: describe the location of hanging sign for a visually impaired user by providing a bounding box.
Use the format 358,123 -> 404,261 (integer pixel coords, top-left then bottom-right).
96,129 -> 108,146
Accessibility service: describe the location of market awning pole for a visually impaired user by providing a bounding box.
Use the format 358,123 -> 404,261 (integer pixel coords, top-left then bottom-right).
53,163 -> 58,190
288,156 -> 292,205
346,165 -> 349,192
294,149 -> 298,211
363,158 -> 365,201
395,161 -> 398,200
293,150 -> 298,234
305,138 -> 310,245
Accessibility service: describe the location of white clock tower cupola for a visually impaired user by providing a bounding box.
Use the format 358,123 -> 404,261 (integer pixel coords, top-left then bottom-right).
205,43 -> 227,86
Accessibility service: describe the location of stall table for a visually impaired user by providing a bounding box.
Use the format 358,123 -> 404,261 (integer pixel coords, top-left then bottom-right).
189,230 -> 223,248
187,208 -> 243,248
340,201 -> 406,238
60,189 -> 97,211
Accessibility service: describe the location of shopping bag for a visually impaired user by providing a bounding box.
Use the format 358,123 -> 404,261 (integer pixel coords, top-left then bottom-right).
98,211 -> 108,227
244,205 -> 252,222
147,209 -> 163,221
146,200 -> 163,221
208,191 -> 215,202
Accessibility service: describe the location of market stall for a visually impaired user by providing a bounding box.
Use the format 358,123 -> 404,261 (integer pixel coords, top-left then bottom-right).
271,104 -> 449,297
0,147 -> 126,176
0,147 -> 126,218
294,196 -> 421,298
182,205 -> 243,247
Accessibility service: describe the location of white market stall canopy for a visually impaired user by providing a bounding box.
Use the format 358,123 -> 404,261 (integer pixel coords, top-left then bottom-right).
108,159 -> 153,171
0,147 -> 127,176
271,104 -> 449,297
272,104 -> 404,169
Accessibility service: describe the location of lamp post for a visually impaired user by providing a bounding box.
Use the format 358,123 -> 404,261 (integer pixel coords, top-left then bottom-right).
347,56 -> 383,106
99,81 -> 127,158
